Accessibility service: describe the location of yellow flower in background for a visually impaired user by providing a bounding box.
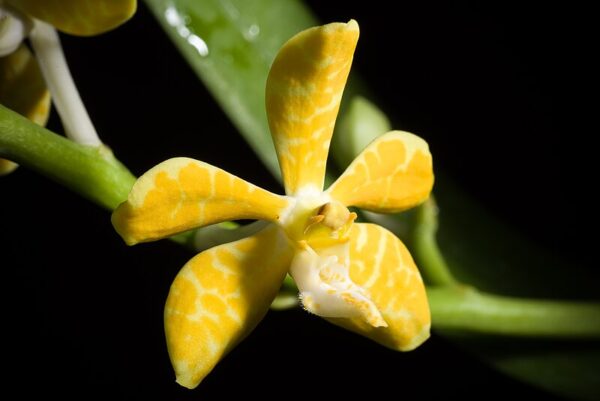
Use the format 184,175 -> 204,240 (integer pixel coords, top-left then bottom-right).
0,0 -> 137,173
3,0 -> 137,37
112,20 -> 434,389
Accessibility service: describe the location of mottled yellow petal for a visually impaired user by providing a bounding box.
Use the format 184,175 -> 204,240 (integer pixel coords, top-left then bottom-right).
165,225 -> 293,388
8,0 -> 136,36
266,20 -> 359,196
0,44 -> 50,126
112,158 -> 293,245
327,131 -> 434,213
328,223 -> 430,351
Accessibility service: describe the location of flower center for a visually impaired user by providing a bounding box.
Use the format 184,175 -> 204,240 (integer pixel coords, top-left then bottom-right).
283,195 -> 386,327
302,200 -> 357,249
281,190 -> 355,247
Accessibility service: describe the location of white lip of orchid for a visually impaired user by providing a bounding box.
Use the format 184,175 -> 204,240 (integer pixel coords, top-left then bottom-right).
278,185 -> 387,328
290,242 -> 387,327
0,4 -> 31,57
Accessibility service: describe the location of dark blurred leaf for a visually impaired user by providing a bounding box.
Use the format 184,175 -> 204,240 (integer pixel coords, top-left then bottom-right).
448,335 -> 600,401
434,176 -> 600,299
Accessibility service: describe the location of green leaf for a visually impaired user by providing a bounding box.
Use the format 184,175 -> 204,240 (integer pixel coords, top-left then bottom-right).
144,0 -> 317,179
433,177 -> 600,299
489,342 -> 600,401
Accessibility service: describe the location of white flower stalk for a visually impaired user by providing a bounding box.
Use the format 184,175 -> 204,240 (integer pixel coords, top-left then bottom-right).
28,19 -> 101,146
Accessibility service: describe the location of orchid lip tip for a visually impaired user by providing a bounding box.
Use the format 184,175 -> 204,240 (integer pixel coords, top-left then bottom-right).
175,375 -> 198,390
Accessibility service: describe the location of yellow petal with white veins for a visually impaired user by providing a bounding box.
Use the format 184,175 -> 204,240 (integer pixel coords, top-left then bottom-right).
165,225 -> 293,388
327,131 -> 434,213
8,0 -> 136,36
266,20 -> 359,196
328,223 -> 430,351
112,158 -> 293,245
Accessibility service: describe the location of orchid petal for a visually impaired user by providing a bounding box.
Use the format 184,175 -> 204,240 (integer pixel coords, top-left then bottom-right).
266,20 -> 359,196
112,157 -> 293,245
327,131 -> 433,213
328,223 -> 430,351
165,225 -> 293,388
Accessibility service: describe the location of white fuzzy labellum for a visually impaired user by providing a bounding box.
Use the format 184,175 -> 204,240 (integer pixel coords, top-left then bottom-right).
290,243 -> 387,327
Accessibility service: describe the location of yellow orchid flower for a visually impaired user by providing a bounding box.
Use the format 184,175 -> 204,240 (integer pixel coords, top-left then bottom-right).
112,20 -> 434,389
0,0 -> 137,173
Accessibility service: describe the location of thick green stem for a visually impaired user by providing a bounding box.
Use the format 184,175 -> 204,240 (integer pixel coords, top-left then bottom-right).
429,286 -> 600,338
0,104 -> 135,210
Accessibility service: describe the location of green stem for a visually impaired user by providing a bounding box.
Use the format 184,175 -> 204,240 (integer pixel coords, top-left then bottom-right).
410,198 -> 458,286
429,286 -> 600,338
0,104 -> 135,210
191,220 -> 268,251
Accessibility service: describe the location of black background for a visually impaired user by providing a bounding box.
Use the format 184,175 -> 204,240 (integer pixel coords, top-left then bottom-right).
1,1 -> 595,399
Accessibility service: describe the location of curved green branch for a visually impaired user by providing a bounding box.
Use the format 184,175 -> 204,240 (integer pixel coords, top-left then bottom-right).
429,286 -> 600,338
0,104 -> 135,210
410,198 -> 458,286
